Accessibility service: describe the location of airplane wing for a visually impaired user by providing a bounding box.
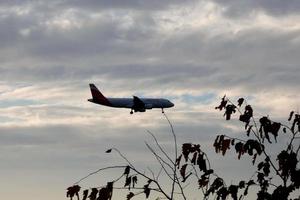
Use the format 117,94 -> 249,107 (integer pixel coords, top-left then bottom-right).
133,96 -> 146,111
133,96 -> 145,107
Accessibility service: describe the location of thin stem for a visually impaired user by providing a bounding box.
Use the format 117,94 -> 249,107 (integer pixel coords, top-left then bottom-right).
163,112 -> 178,200
112,148 -> 135,168
73,165 -> 127,185
112,148 -> 172,199
145,142 -> 175,181
147,130 -> 175,165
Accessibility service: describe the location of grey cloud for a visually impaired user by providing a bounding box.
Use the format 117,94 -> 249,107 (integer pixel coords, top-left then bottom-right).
211,0 -> 300,17
0,0 -> 299,94
0,0 -> 197,12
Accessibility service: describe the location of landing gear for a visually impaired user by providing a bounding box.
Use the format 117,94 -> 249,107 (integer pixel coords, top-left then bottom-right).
130,109 -> 133,114
161,108 -> 164,114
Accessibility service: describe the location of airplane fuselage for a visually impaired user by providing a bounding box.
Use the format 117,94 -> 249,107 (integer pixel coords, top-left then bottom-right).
88,97 -> 174,109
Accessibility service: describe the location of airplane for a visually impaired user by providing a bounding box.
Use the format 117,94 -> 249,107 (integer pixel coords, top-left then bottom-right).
88,84 -> 174,114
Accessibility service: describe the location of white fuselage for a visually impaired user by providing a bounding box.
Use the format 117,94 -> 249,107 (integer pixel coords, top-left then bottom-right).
92,98 -> 174,109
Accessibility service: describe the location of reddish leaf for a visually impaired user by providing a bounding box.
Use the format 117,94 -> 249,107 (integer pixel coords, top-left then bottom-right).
198,178 -> 209,188
221,139 -> 231,155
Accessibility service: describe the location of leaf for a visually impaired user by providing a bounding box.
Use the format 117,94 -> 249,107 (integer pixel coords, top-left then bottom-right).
238,181 -> 245,189
270,122 -> 281,142
203,169 -> 214,176
283,127 -> 286,133
88,188 -> 98,200
124,176 -> 132,188
205,177 -> 224,196
82,190 -> 89,200
221,139 -> 231,155
180,164 -> 188,179
175,155 -> 182,168
288,111 -> 294,121
197,153 -> 207,172
225,104 -> 236,120
237,98 -> 244,107
66,185 -> 81,200
99,182 -> 114,200
132,176 -> 138,188
239,105 -> 253,128
228,185 -> 238,200
263,162 -> 270,176
182,143 -> 192,161
215,95 -> 227,110
198,178 -> 209,188
259,117 -> 273,143
247,125 -> 253,136
216,187 -> 228,200
105,149 -> 112,153
291,169 -> 300,187
235,142 -> 244,159
277,150 -> 298,179
291,114 -> 300,133
213,135 -> 221,153
191,152 -> 198,165
244,139 -> 263,156
143,183 -> 151,199
98,187 -> 110,200
257,162 -> 264,171
231,139 -> 235,146
127,192 -> 134,200
252,153 -> 258,165
124,166 -> 130,176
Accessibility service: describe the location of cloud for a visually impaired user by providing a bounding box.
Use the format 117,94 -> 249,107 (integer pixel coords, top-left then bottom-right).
211,0 -> 300,18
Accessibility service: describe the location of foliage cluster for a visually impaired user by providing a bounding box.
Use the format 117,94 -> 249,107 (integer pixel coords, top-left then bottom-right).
66,96 -> 300,200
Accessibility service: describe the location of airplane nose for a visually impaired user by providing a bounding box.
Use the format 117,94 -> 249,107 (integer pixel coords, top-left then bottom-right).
169,101 -> 174,107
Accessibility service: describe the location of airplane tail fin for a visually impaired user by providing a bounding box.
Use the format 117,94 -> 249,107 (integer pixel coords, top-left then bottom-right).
89,84 -> 111,106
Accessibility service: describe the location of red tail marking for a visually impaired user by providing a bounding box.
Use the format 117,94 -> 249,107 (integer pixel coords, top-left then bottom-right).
89,84 -> 111,106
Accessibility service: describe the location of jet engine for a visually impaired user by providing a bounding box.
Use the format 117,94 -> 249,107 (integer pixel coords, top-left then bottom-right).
145,104 -> 153,109
134,108 -> 146,112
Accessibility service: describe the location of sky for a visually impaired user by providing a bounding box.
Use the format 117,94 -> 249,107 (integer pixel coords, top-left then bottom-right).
0,0 -> 300,199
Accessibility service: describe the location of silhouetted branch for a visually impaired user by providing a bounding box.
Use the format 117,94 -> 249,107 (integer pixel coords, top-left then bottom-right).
74,165 -> 127,185
163,112 -> 178,200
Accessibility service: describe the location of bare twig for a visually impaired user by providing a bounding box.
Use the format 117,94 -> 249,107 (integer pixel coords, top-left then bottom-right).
74,165 -> 127,185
